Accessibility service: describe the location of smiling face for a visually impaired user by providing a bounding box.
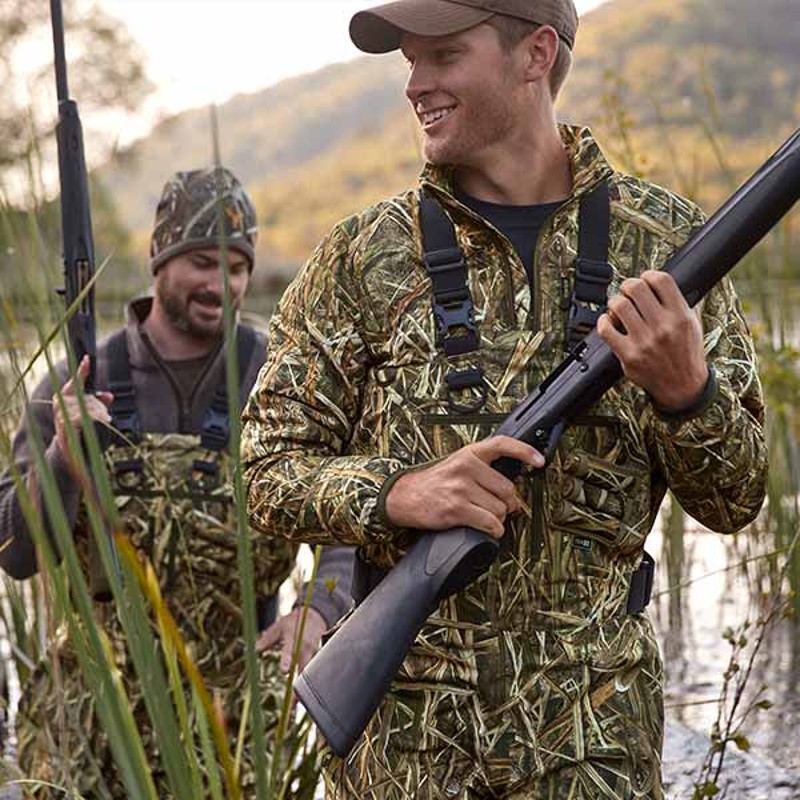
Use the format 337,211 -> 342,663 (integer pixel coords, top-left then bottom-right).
402,23 -> 530,169
154,247 -> 251,341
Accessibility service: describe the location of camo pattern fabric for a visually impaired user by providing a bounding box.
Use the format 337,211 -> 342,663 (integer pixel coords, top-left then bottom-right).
241,125 -> 767,799
150,166 -> 258,273
16,433 -> 298,799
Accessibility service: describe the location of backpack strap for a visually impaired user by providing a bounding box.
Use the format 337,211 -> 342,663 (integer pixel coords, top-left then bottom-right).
565,181 -> 613,352
418,190 -> 486,413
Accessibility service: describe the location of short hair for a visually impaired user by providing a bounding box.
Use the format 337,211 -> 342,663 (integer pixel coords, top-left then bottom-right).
487,15 -> 573,98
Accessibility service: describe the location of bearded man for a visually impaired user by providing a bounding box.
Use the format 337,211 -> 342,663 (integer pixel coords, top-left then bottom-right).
0,167 -> 353,797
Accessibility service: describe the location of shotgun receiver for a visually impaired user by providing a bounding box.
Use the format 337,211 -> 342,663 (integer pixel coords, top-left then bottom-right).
295,127 -> 800,758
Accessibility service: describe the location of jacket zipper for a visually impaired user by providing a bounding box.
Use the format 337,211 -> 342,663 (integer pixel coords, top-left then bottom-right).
141,334 -> 223,434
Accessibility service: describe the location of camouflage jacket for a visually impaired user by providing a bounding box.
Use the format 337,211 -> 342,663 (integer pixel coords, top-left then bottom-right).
242,123 -> 767,796
242,124 -> 767,622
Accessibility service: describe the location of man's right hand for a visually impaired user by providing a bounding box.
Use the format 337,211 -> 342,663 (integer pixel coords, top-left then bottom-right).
53,355 -> 114,459
384,436 -> 544,539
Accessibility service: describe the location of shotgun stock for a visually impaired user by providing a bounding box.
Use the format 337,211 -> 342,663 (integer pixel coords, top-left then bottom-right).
295,127 -> 800,758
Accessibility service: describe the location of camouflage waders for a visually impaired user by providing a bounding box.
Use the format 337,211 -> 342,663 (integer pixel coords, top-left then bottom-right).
16,432 -> 298,798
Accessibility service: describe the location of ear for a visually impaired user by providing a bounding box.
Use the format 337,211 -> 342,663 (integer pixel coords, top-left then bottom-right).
520,25 -> 560,84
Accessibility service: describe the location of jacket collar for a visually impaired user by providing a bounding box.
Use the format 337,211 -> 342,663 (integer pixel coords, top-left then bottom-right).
419,124 -> 614,204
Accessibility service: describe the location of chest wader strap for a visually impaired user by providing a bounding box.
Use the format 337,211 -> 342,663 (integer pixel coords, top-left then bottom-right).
562,185 -> 656,613
107,331 -> 139,438
189,324 -> 259,491
419,190 -> 486,414
352,548 -> 389,606
566,181 -> 613,352
626,550 -> 655,614
81,329 -> 136,602
107,329 -> 144,488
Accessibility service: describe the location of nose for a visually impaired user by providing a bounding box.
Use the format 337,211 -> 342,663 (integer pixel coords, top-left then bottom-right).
405,60 -> 434,107
203,267 -> 224,295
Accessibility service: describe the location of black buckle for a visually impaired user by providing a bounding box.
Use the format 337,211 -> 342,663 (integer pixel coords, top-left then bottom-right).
446,367 -> 487,414
425,251 -> 470,305
189,458 -> 220,491
626,551 -> 655,614
574,258 -> 613,304
113,458 -> 144,490
425,248 -> 479,356
433,301 -> 478,352
200,406 -> 229,452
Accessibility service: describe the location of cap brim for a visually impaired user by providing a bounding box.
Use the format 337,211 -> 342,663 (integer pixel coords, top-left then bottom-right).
350,0 -> 494,54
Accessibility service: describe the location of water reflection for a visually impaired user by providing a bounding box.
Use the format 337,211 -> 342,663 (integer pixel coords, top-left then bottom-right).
650,523 -> 800,772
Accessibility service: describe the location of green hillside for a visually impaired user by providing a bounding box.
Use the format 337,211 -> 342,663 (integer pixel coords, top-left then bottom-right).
97,0 -> 800,283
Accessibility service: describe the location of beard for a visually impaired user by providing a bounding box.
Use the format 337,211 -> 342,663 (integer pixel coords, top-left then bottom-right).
158,280 -> 224,341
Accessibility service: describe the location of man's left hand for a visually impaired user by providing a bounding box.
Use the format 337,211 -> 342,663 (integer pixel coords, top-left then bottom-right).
597,270 -> 709,411
256,606 -> 328,673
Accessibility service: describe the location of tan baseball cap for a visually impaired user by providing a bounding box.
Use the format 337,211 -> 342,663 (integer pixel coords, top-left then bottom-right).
350,0 -> 579,54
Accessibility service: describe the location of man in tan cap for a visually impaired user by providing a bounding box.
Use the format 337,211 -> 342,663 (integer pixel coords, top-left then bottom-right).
243,2 -> 766,798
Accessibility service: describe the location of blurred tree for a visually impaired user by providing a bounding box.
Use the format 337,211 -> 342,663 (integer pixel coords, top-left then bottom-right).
0,0 -> 152,170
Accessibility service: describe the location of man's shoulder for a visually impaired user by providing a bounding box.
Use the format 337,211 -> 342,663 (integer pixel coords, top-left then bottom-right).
329,188 -> 419,253
96,326 -> 128,352
609,171 -> 705,236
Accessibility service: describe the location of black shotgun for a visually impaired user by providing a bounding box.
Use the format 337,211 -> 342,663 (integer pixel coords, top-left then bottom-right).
295,127 -> 800,758
51,0 -> 97,387
50,0 -> 120,598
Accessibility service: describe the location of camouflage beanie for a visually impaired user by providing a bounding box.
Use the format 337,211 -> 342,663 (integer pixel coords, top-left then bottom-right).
150,167 -> 257,274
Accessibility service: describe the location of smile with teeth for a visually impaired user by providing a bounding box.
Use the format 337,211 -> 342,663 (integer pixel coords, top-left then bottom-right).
420,106 -> 456,127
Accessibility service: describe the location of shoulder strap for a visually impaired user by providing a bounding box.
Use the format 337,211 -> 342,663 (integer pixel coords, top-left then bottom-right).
418,190 -> 487,414
565,181 -> 613,352
419,190 -> 480,358
199,324 -> 259,452
107,329 -> 141,445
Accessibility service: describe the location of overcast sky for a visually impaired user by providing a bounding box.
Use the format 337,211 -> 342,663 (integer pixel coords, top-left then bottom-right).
101,0 -> 607,141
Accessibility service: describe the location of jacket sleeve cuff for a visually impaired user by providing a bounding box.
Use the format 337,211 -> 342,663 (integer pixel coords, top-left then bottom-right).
651,366 -> 718,423
375,465 -> 417,528
299,583 -> 347,629
297,545 -> 355,627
